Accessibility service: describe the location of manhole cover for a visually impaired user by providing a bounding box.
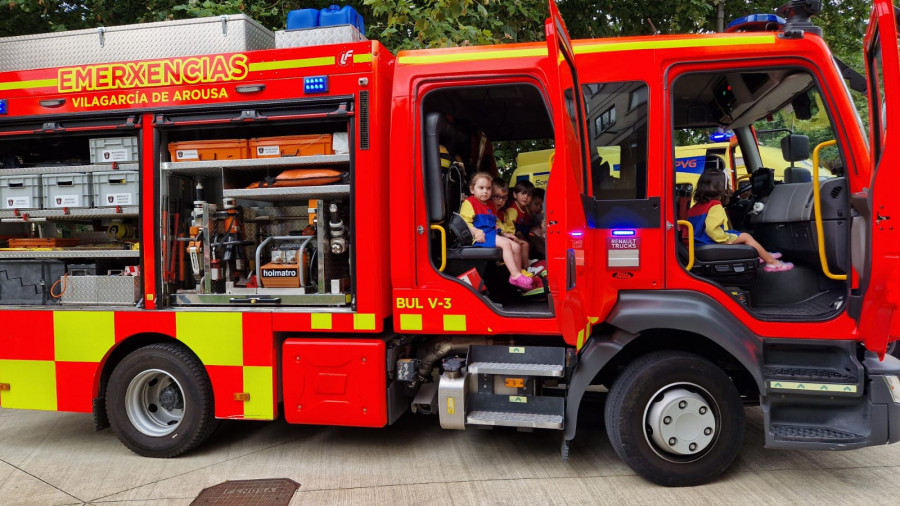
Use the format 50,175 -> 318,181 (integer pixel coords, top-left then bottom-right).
191,478 -> 300,505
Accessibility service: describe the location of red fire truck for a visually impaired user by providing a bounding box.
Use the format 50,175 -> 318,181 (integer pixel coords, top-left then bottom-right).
0,0 -> 898,486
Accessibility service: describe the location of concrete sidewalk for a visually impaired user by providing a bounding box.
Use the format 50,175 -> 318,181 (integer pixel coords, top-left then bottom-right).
1,405 -> 899,505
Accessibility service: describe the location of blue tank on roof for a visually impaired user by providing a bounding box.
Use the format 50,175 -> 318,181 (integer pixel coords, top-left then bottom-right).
319,5 -> 365,34
286,8 -> 319,30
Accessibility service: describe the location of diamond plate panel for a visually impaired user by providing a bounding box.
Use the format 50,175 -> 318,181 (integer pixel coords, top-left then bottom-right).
275,26 -> 367,48
0,15 -> 274,72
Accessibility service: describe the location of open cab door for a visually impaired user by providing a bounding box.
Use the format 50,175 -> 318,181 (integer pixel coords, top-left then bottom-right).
859,0 -> 900,356
544,1 -> 591,347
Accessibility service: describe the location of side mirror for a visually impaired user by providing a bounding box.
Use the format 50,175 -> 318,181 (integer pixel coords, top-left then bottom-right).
780,134 -> 810,162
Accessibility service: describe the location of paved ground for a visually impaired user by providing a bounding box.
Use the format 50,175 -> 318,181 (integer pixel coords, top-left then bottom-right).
1,403 -> 900,505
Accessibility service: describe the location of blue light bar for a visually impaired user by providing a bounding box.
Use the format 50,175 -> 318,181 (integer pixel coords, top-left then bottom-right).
726,14 -> 785,33
0,99 -> 7,115
570,231 -> 584,238
709,130 -> 734,142
304,76 -> 329,94
612,230 -> 636,236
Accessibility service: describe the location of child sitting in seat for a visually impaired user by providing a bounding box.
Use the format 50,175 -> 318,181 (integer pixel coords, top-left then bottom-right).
460,172 -> 533,289
688,169 -> 793,272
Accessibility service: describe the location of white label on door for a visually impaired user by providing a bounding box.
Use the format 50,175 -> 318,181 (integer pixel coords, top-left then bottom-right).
257,145 -> 280,156
52,194 -> 81,207
4,196 -> 30,209
105,193 -> 133,206
176,149 -> 199,160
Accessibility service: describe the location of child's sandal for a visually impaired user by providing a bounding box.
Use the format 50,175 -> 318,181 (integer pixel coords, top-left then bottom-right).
759,252 -> 782,264
509,275 -> 533,289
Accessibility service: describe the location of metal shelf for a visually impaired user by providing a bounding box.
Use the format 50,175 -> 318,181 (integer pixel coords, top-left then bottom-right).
0,163 -> 139,175
223,184 -> 350,202
0,207 -> 139,220
0,249 -> 140,259
161,154 -> 350,175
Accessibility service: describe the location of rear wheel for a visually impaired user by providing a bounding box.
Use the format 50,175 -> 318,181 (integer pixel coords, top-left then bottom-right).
106,343 -> 218,457
604,351 -> 745,486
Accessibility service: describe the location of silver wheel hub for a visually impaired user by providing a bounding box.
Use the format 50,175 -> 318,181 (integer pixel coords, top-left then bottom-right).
125,369 -> 185,437
646,387 -> 716,456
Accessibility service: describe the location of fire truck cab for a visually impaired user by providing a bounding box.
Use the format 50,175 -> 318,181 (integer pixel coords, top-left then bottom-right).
0,0 -> 898,487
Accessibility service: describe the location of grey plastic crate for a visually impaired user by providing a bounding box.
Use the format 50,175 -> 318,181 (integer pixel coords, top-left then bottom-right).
0,15 -> 274,72
90,137 -> 139,164
60,275 -> 141,306
93,170 -> 139,207
43,173 -> 92,209
0,174 -> 42,210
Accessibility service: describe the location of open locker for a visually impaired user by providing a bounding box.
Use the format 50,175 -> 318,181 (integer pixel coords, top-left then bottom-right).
158,98 -> 355,307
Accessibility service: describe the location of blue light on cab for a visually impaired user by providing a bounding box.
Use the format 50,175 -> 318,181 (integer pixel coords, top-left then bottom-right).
570,231 -> 584,238
0,99 -> 7,115
611,229 -> 636,236
304,76 -> 329,94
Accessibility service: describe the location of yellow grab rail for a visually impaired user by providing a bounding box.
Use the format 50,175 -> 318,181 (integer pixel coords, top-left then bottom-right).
676,220 -> 695,271
430,224 -> 447,272
811,140 -> 846,280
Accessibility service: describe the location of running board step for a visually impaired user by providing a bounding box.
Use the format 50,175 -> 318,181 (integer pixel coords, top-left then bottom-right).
763,340 -> 863,397
467,410 -> 563,429
771,424 -> 865,443
467,362 -> 564,377
467,345 -> 567,378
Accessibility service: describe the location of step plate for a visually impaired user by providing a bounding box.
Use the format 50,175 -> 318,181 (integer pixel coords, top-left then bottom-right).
467,362 -> 564,377
466,410 -> 563,429
771,424 -> 864,442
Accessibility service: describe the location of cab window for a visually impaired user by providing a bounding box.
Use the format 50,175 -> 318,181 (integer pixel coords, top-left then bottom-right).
582,82 -> 649,200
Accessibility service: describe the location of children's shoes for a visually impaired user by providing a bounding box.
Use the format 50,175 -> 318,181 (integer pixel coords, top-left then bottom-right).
509,275 -> 534,290
763,260 -> 793,272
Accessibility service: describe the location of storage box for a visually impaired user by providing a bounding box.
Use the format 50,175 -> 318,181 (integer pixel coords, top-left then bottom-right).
250,134 -> 334,158
168,139 -> 249,162
90,137 -> 139,164
43,172 -> 93,209
0,15 -> 274,73
93,170 -> 139,207
457,268 -> 486,292
1,174 -> 41,210
59,274 -> 141,306
275,26 -> 366,48
0,260 -> 65,305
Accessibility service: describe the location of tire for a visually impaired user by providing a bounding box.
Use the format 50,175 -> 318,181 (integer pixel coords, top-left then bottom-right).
604,351 -> 745,487
106,343 -> 218,458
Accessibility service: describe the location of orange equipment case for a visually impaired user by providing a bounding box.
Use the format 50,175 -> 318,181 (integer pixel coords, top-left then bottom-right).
167,139 -> 250,161
250,134 -> 334,158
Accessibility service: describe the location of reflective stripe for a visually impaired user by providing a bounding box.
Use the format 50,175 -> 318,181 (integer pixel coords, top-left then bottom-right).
353,313 -> 376,330
242,366 -> 274,419
0,359 -> 57,410
177,312 -> 243,366
249,56 -> 336,72
398,47 -> 547,65
311,313 -> 332,330
353,53 -> 373,64
443,314 -> 466,332
400,314 -> 423,331
54,311 -> 114,363
0,78 -> 58,91
573,35 -> 776,55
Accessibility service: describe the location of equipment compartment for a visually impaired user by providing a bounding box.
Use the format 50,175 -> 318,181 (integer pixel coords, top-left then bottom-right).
158,103 -> 354,308
90,137 -> 139,164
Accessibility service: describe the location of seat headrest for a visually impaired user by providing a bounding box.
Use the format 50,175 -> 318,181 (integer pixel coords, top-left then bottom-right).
784,167 -> 812,184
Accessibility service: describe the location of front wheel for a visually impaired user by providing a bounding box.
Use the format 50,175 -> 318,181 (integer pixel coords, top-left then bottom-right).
604,351 -> 745,486
106,343 -> 218,457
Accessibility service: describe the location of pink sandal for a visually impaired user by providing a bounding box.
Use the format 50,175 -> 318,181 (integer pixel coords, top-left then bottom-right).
509,275 -> 533,289
759,252 -> 782,263
763,260 -> 794,272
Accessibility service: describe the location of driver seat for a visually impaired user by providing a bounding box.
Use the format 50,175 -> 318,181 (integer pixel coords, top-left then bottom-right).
676,183 -> 758,285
